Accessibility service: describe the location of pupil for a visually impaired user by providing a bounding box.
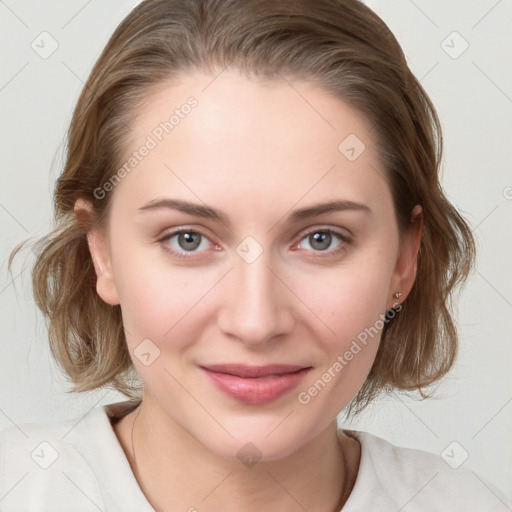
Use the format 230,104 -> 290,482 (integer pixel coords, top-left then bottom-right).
180,232 -> 200,250
311,232 -> 331,250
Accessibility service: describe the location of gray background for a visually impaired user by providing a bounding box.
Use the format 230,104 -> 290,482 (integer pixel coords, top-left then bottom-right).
1,0 -> 511,500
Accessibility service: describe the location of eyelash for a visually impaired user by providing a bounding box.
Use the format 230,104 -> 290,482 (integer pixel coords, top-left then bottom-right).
157,227 -> 351,260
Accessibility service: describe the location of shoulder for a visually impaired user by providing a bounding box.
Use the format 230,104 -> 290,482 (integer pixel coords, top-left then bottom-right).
342,429 -> 512,512
0,409 -> 105,511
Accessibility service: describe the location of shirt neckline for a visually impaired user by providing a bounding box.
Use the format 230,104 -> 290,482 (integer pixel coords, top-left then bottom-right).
74,400 -> 391,511
68,399 -> 154,511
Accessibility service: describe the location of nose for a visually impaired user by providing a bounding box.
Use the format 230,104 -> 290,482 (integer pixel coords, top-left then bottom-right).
216,251 -> 296,347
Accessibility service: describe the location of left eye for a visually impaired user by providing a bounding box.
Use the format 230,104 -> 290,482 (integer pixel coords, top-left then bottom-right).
297,229 -> 346,253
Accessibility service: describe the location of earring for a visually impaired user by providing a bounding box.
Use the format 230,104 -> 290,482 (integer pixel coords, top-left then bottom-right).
393,292 -> 402,299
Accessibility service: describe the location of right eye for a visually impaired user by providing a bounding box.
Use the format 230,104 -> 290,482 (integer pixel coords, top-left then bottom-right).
158,228 -> 216,259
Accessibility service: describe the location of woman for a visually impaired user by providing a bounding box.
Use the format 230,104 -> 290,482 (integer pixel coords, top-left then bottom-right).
2,0 -> 510,510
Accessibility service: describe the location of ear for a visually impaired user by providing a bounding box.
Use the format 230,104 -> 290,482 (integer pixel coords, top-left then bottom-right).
387,205 -> 423,309
74,198 -> 120,306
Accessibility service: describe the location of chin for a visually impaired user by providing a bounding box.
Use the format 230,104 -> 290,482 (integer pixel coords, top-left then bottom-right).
192,416 -> 318,464
205,435 -> 301,464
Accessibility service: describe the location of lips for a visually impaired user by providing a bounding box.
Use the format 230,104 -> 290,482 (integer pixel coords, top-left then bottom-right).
201,363 -> 308,378
200,363 -> 312,405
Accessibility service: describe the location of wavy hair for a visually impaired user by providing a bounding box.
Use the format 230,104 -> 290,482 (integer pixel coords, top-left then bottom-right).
9,0 -> 475,417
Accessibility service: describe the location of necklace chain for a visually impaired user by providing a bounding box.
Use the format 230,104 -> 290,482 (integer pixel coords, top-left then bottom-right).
130,403 -> 142,471
131,404 -> 168,512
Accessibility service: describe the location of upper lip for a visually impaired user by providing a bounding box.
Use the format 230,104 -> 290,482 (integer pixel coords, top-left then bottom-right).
200,364 -> 310,378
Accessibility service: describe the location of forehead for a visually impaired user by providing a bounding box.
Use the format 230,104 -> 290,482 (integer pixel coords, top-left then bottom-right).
112,70 -> 391,220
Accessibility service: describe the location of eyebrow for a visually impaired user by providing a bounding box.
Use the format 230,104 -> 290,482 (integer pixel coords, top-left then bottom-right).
137,198 -> 371,227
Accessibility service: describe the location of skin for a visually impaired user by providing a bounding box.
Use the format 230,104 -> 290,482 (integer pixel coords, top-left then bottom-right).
75,69 -> 422,512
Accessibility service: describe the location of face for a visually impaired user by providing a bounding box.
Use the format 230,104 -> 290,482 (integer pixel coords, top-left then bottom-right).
82,69 -> 420,461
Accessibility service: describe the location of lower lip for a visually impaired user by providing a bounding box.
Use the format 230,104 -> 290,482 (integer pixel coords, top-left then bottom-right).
201,367 -> 311,405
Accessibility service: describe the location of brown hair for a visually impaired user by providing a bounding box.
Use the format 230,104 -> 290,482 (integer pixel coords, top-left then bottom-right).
9,0 -> 475,417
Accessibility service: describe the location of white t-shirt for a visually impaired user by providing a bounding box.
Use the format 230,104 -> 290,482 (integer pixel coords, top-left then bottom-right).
1,400 -> 510,511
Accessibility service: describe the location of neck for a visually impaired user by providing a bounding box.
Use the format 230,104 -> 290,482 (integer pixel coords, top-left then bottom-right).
114,399 -> 359,512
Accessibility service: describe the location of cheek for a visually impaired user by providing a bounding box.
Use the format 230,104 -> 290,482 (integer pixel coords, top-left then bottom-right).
110,243 -> 207,342
293,257 -> 393,406
114,266 -> 207,386
304,257 -> 392,342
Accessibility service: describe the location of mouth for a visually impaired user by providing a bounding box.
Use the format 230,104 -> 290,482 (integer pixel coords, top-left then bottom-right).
199,363 -> 312,405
